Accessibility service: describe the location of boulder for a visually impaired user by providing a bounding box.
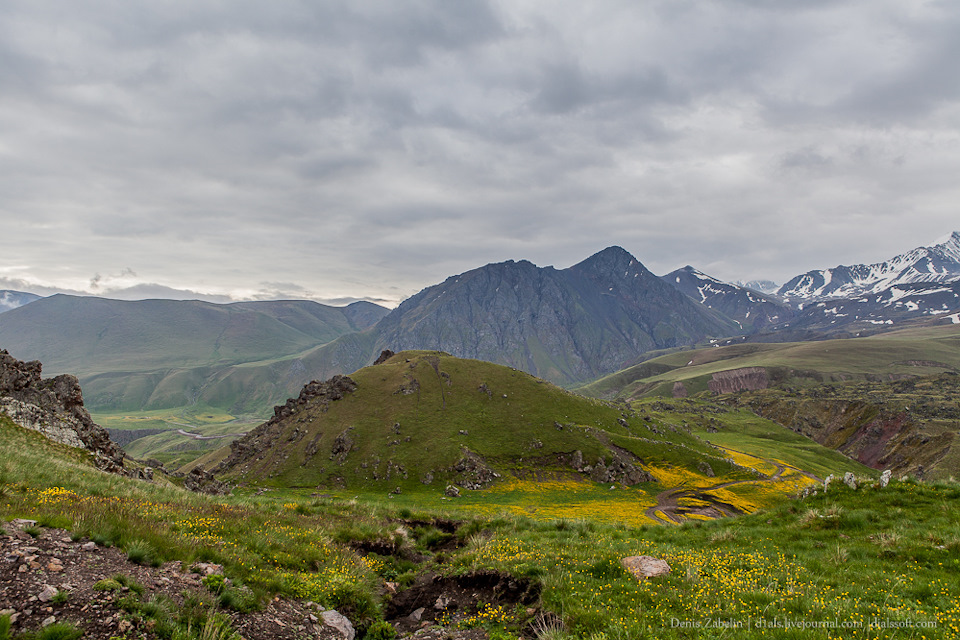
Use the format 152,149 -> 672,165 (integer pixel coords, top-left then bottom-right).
320,610 -> 355,640
621,556 -> 671,580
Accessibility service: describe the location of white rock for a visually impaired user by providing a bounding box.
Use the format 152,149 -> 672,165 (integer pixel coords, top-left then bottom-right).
843,472 -> 857,490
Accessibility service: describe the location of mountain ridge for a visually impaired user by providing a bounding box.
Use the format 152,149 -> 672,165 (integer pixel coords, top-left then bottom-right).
778,231 -> 960,302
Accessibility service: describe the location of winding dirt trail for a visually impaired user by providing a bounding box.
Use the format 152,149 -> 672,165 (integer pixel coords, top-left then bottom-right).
645,450 -> 822,525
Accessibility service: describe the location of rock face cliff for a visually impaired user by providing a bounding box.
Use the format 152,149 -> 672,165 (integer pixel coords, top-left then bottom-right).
0,349 -> 125,473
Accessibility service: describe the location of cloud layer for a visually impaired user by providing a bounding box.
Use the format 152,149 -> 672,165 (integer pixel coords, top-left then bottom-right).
2,0 -> 958,305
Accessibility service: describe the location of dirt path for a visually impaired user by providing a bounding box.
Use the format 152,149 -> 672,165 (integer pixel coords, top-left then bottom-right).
174,428 -> 246,440
644,453 -> 819,525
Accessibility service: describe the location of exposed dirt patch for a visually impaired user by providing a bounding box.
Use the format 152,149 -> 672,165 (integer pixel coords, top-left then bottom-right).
385,571 -> 540,636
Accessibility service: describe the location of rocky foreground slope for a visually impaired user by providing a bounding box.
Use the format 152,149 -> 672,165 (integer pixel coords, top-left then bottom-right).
0,349 -> 124,473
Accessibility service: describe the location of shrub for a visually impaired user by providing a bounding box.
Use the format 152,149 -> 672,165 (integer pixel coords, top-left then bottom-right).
217,585 -> 259,613
0,614 -> 10,640
364,620 -> 396,640
35,622 -> 83,640
126,539 -> 156,565
202,574 -> 227,595
93,578 -> 123,591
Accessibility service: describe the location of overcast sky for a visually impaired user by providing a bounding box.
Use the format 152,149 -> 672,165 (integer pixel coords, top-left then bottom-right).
1,1 -> 958,306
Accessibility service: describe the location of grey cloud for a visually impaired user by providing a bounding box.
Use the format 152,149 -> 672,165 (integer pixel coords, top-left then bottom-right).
1,0 -> 958,304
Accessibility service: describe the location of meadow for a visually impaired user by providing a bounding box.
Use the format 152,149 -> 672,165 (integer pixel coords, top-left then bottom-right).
3,414 -> 959,639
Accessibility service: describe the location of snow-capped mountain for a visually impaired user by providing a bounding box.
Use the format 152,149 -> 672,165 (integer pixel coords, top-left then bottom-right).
779,231 -> 960,303
736,279 -> 779,295
663,266 -> 794,333
0,290 -> 41,314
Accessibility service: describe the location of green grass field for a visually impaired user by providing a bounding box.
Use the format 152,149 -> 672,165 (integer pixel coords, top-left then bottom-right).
579,325 -> 960,400
3,413 -> 959,639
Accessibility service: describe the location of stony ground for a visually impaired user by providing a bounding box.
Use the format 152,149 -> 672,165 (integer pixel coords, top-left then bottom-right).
0,518 -> 354,639
1,518 -> 543,639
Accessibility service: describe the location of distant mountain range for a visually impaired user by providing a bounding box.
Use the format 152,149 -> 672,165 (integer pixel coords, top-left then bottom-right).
1,234 -> 959,418
0,296 -> 388,414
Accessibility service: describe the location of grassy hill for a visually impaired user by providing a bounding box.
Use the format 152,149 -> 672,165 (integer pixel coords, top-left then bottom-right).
216,350 -> 745,489
578,324 -> 960,400
210,351 -> 875,527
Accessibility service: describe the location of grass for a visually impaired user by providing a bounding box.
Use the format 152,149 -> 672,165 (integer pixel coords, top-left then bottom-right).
3,390 -> 960,638
578,324 -> 960,400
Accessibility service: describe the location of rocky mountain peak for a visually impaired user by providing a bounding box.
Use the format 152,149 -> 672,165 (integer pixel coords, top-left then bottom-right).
570,246 -> 643,275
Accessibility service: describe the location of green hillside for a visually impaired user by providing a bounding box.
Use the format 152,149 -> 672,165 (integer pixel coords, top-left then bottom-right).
578,324 -> 960,400
0,295 -> 387,415
213,351 -> 874,525
218,351 -> 737,488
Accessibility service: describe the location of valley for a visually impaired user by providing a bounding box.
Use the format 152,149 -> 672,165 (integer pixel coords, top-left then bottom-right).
2,234 -> 960,639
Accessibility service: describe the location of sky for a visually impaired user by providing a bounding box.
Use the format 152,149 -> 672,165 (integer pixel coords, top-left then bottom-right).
1,0 -> 958,307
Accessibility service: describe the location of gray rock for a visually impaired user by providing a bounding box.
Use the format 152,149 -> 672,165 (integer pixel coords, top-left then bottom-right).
409,607 -> 426,621
843,472 -> 857,490
320,609 -> 355,640
38,585 -> 58,602
621,555 -> 671,580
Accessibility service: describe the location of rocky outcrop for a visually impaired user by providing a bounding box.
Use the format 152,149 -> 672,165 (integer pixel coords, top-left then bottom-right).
183,467 -> 230,495
271,375 -> 357,421
216,374 -> 357,474
708,367 -> 769,394
0,349 -> 124,473
450,451 -> 500,490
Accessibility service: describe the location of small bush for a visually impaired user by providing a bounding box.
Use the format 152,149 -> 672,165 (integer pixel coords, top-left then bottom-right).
218,585 -> 259,613
113,573 -> 145,595
126,539 -> 156,565
93,578 -> 123,591
51,590 -> 70,604
0,614 -> 11,640
91,532 -> 113,547
202,574 -> 227,595
35,622 -> 83,640
24,526 -> 42,538
364,620 -> 396,640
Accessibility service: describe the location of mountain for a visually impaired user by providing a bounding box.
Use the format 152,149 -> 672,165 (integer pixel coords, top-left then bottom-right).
776,279 -> 960,334
576,324 -> 960,479
213,350 -> 744,491
0,290 -> 41,313
779,231 -> 960,302
736,279 -> 779,295
368,247 -> 740,385
0,295 -> 389,413
663,266 -> 794,333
